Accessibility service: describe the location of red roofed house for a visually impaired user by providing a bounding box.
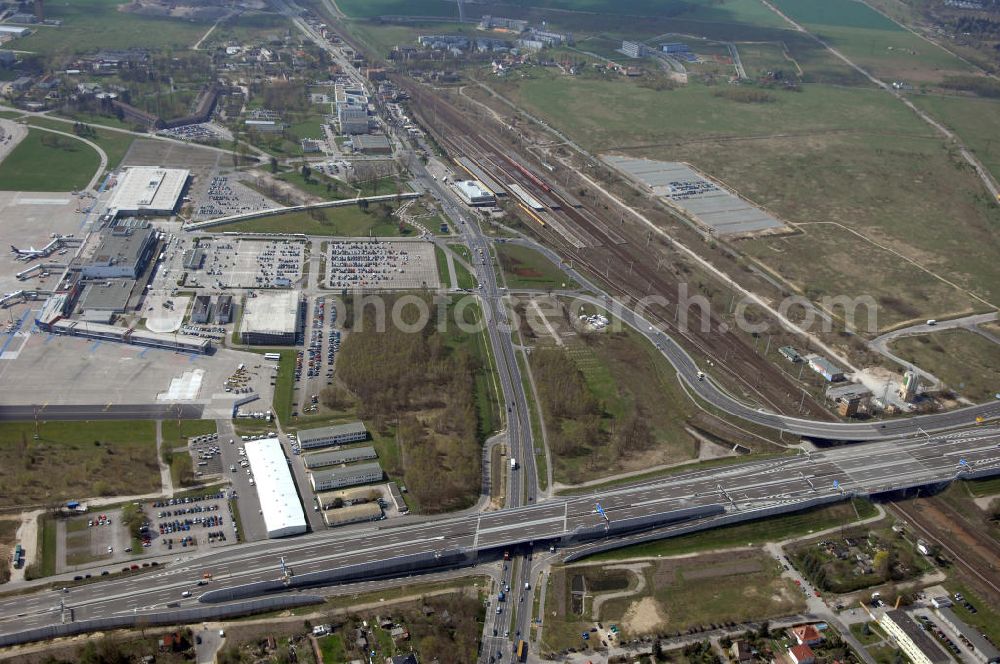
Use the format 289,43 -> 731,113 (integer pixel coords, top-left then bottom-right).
791,624 -> 824,647
789,644 -> 816,664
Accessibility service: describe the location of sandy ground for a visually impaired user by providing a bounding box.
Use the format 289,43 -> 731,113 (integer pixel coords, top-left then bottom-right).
621,596 -> 667,634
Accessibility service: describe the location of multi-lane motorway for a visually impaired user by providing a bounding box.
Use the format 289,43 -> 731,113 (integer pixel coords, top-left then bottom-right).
2,427 -> 997,644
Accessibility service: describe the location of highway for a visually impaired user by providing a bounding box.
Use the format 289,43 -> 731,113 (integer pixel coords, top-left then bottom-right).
1,427 -> 997,645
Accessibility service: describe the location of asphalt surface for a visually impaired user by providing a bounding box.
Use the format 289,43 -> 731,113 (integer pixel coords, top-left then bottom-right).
1,427 -> 997,643
0,403 -> 205,421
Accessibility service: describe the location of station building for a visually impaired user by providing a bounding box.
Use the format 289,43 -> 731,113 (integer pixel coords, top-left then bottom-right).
454,180 -> 496,207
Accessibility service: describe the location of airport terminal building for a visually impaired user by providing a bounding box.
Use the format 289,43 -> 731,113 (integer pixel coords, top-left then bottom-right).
80,226 -> 157,279
107,166 -> 189,216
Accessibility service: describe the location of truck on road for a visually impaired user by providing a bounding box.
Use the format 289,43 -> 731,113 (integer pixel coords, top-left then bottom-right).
510,457 -> 517,470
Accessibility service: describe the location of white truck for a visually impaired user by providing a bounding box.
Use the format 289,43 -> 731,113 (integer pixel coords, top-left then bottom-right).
510,458 -> 517,470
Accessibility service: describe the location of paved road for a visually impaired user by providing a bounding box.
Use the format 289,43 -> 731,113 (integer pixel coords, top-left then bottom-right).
0,403 -> 205,421
493,236 -> 1000,441
1,427 -> 997,645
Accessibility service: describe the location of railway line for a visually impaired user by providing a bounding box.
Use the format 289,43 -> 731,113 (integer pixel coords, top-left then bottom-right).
405,82 -> 834,421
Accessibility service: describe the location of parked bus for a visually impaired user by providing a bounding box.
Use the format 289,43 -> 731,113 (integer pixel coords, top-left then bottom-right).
517,640 -> 527,662
263,352 -> 281,361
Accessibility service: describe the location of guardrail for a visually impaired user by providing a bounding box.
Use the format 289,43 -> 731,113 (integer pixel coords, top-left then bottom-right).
0,594 -> 323,648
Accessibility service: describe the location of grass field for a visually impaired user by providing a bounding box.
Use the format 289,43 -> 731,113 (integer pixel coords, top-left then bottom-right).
161,420 -> 218,445
525,300 -> 700,484
434,245 -> 452,288
587,497 -> 877,561
0,421 -> 159,508
497,243 -> 577,290
659,131 -> 1000,325
890,329 -> 1000,402
543,550 -> 804,650
910,94 -> 1000,183
490,70 -> 913,150
26,117 -> 135,170
13,0 -> 207,57
0,129 -> 99,192
215,205 -> 407,237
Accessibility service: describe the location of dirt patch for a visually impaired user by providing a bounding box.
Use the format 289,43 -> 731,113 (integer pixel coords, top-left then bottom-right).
683,559 -> 763,580
621,596 -> 667,635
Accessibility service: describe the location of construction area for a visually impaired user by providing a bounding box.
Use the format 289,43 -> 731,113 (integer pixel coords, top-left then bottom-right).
603,155 -> 789,237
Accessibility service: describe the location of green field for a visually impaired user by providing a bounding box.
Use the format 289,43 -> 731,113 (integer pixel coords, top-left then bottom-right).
497,243 -> 577,290
587,498 -> 877,561
910,93 -> 1000,183
13,0 -> 207,57
26,118 -> 135,171
336,0 -> 457,19
162,420 -> 217,445
434,245 -> 452,288
0,129 -> 99,191
0,421 -> 158,508
890,329 -> 1000,403
215,205 -> 408,237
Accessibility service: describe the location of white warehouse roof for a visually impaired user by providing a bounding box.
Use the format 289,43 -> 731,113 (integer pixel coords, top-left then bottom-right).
241,291 -> 301,337
244,437 -> 307,538
108,166 -> 189,215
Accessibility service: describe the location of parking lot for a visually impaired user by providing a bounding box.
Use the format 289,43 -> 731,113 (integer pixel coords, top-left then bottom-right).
325,238 -> 439,290
295,296 -> 341,413
193,176 -> 277,221
143,489 -> 236,553
188,431 -> 225,478
192,238 -> 305,289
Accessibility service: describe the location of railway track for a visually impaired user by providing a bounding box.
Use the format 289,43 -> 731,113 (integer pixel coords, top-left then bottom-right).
404,81 -> 833,421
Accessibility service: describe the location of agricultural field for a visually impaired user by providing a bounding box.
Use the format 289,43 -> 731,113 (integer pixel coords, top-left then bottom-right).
543,550 -> 805,652
889,329 -> 1000,403
0,129 -> 99,191
0,421 -> 159,508
487,70 -> 909,150
12,0 -> 208,58
768,0 -> 972,83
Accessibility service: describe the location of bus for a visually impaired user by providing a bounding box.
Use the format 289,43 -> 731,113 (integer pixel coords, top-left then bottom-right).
12,544 -> 22,568
516,640 -> 527,662
263,352 -> 281,361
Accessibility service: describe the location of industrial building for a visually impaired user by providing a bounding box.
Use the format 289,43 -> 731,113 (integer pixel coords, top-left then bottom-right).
879,610 -> 951,664
81,227 -> 157,279
191,295 -> 212,324
660,42 -> 691,54
215,294 -> 233,324
244,437 -> 308,538
322,503 -> 383,527
351,134 -> 392,154
183,247 -> 206,270
479,15 -> 528,32
310,461 -> 383,492
0,26 -> 31,38
77,279 -> 134,323
239,291 -> 302,345
298,421 -> 368,449
778,346 -> 803,363
454,180 -> 496,207
303,445 -> 378,469
337,104 -> 369,135
107,167 -> 189,216
806,354 -> 845,382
